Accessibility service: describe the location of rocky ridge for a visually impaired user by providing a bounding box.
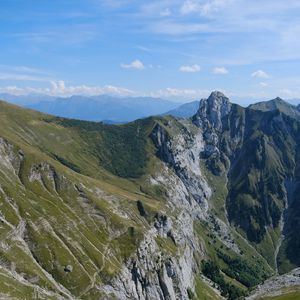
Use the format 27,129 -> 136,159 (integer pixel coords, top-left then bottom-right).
0,93 -> 300,299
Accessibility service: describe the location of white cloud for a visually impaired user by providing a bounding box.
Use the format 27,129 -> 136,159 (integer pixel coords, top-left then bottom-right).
251,70 -> 270,79
212,67 -> 228,74
0,81 -> 136,97
152,87 -> 210,99
180,0 -> 233,16
0,82 -> 211,100
179,64 -> 201,73
0,82 -> 212,101
259,82 -> 268,87
121,59 -> 145,70
51,80 -> 66,93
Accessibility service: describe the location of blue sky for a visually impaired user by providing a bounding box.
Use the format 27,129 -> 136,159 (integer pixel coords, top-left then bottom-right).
1,0 -> 300,104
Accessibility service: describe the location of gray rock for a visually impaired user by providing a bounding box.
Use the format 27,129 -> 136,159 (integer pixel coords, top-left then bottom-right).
64,265 -> 73,273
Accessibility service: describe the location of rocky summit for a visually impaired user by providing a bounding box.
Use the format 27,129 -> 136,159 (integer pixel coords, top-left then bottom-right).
0,92 -> 300,299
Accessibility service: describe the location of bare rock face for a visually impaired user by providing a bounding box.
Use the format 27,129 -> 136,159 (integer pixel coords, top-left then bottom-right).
0,138 -> 24,176
193,91 -> 232,132
104,119 -> 213,300
192,91 -> 232,175
103,228 -> 196,300
151,120 -> 211,215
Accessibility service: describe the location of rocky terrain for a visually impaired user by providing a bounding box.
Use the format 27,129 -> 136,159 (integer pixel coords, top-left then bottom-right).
247,268 -> 300,299
0,92 -> 300,299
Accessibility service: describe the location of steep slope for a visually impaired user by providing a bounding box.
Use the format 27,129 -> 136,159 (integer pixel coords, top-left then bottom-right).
0,101 -> 164,299
0,100 -> 227,299
193,92 -> 300,274
1,93 -> 300,299
249,97 -> 300,119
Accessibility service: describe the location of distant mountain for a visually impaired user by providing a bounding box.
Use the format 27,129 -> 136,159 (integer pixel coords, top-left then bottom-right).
0,93 -> 55,106
249,97 -> 300,119
21,95 -> 180,123
162,100 -> 200,118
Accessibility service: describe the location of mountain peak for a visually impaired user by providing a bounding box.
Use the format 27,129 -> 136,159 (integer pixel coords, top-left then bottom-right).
193,91 -> 231,130
270,97 -> 286,104
209,90 -> 228,100
249,97 -> 300,119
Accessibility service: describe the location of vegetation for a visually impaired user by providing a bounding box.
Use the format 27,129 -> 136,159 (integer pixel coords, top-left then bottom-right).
52,117 -> 155,178
0,101 -> 166,298
202,260 -> 246,300
217,249 -> 267,288
260,291 -> 300,300
194,276 -> 224,300
187,287 -> 195,299
52,153 -> 81,173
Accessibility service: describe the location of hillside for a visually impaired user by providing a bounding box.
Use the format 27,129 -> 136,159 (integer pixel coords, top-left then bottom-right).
0,92 -> 300,299
249,97 -> 300,119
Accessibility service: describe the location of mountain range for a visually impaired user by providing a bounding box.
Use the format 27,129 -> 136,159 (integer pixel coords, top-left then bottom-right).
0,94 -> 190,123
0,92 -> 300,299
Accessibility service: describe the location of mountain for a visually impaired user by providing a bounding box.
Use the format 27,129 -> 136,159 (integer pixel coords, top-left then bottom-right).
249,97 -> 300,119
162,100 -> 200,118
0,92 -> 300,299
0,93 -> 55,106
24,95 -> 180,123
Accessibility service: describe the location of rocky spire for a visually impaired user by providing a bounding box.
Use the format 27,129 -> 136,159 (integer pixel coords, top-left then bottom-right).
193,91 -> 232,131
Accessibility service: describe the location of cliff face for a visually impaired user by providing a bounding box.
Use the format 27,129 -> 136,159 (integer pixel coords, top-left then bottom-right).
1,94 -> 300,300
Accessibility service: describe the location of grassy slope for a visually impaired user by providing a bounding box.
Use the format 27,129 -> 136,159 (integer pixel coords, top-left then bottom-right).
260,292 -> 300,300
0,100 -> 168,299
0,100 -> 297,299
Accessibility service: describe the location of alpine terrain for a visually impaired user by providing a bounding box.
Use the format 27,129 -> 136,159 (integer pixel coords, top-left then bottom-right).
0,91 -> 300,300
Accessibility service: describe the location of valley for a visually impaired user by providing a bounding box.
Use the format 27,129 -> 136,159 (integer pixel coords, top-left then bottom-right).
0,92 -> 300,299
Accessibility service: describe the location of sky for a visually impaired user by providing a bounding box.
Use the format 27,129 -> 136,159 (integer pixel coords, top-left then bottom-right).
1,0 -> 300,104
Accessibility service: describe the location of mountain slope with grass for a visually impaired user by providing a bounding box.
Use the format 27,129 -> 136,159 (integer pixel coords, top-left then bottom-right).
0,92 -> 300,299
249,97 -> 300,119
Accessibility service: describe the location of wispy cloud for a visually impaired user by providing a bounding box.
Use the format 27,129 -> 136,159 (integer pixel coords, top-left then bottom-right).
212,67 -> 228,74
152,87 -> 210,98
252,70 -> 270,79
0,65 -> 50,75
0,64 -> 54,82
259,82 -> 268,87
121,60 -> 145,70
180,0 -> 234,16
10,24 -> 97,47
0,73 -> 53,82
179,64 -> 201,73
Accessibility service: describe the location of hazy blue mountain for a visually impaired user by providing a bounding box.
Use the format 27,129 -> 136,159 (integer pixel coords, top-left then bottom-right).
0,93 -> 55,106
162,100 -> 200,118
24,95 -> 180,122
